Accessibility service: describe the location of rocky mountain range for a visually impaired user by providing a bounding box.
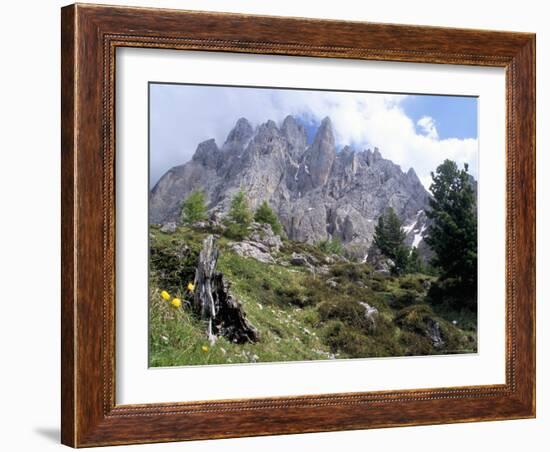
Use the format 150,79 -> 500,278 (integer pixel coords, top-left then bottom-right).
150,115 -> 432,259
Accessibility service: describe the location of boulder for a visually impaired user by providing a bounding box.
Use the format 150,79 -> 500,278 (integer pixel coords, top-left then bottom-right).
248,222 -> 283,252
229,241 -> 275,264
160,222 -> 177,233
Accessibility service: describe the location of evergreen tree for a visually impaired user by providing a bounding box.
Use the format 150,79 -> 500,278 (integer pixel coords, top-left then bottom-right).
254,201 -> 282,235
225,190 -> 253,239
228,190 -> 253,226
180,190 -> 207,225
426,160 -> 477,308
374,207 -> 408,274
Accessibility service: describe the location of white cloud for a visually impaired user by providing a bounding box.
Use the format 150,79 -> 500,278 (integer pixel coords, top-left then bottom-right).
150,85 -> 478,191
416,116 -> 439,140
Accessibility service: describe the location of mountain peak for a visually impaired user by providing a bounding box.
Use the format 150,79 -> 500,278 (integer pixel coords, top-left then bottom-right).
300,116 -> 336,189
150,113 -> 431,259
281,115 -> 307,160
225,117 -> 253,146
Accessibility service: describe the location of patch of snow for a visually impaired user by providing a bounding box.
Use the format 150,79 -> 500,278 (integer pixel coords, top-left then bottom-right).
412,224 -> 427,248
403,222 -> 416,234
304,164 -> 310,175
361,252 -> 369,263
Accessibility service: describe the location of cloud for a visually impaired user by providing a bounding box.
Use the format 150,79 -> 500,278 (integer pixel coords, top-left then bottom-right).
416,116 -> 439,140
150,84 -> 478,190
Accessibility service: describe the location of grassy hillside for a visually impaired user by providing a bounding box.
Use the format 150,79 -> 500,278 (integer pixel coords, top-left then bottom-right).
149,225 -> 476,367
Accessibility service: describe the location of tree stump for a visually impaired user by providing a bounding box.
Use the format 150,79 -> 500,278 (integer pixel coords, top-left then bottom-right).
193,235 -> 259,344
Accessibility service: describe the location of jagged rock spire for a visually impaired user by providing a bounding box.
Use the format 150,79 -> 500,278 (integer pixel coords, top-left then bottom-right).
300,116 -> 336,189
224,117 -> 253,149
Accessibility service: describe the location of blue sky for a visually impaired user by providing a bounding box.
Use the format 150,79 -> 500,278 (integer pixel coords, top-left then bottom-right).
149,83 -> 478,189
401,95 -> 477,140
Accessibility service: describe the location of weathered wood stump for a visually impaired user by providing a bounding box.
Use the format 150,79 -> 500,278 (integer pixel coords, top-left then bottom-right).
193,235 -> 259,344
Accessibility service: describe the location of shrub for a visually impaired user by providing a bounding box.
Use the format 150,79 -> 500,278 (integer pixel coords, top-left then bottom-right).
330,263 -> 372,283
149,239 -> 198,294
322,320 -> 370,356
224,222 -> 249,241
389,290 -> 420,309
399,277 -> 425,292
317,299 -> 369,329
317,238 -> 344,255
254,201 -> 283,235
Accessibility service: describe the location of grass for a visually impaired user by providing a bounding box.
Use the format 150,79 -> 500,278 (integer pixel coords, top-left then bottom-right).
149,225 -> 477,367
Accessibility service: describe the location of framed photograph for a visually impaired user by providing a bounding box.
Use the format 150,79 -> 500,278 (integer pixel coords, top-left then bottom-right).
61,3 -> 536,447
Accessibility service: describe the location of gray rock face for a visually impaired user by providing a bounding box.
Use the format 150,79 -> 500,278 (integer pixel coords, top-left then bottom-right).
150,115 -> 433,258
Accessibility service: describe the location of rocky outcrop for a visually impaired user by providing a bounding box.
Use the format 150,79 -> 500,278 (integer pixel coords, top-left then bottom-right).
150,115 -> 433,258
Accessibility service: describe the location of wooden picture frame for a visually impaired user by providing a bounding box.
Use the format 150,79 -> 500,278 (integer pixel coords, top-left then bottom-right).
61,3 -> 536,447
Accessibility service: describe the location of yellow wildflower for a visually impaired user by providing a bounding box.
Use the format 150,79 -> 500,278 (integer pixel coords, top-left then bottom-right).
201,345 -> 209,353
160,290 -> 170,301
187,282 -> 195,292
171,298 -> 182,308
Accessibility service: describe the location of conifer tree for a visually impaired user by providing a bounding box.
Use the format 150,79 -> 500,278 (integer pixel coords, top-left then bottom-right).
180,190 -> 207,225
254,201 -> 282,235
225,190 -> 253,239
374,207 -> 408,274
426,159 -> 477,308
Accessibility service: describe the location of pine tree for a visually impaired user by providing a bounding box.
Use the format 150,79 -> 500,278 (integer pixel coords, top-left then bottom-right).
374,207 -> 408,274
426,159 -> 477,308
254,201 -> 282,235
180,190 -> 207,225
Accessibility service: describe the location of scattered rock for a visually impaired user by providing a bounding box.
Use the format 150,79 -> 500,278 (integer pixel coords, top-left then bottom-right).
229,241 -> 275,264
248,222 -> 283,252
426,319 -> 444,348
326,278 -> 338,289
160,222 -> 177,233
358,301 -> 379,332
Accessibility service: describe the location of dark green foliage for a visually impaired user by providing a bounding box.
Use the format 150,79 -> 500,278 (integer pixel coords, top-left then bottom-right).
149,237 -> 198,294
180,190 -> 207,225
322,320 -> 370,355
317,238 -> 344,255
426,160 -> 477,310
389,290 -> 421,309
373,207 -> 411,275
254,201 -> 283,235
374,207 -> 405,258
